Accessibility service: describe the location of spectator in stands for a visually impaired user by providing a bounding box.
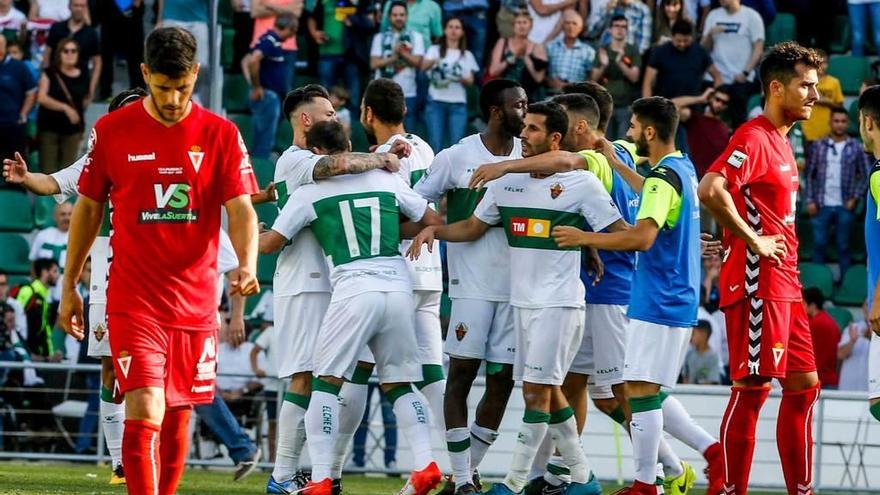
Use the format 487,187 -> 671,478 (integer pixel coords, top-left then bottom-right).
545,9 -> 594,94
652,0 -> 687,46
441,0 -> 489,67
838,305 -> 872,392
0,35 -> 37,164
591,14 -> 640,140
848,0 -> 880,57
370,1 -> 425,132
44,0 -> 100,108
488,11 -> 547,101
700,0 -> 764,126
16,258 -> 60,361
29,202 -> 71,272
37,38 -> 87,174
0,302 -> 20,383
643,19 -> 719,99
308,0 -> 362,109
804,287 -> 841,389
242,13 -> 298,159
229,0 -> 254,75
96,0 -> 144,100
804,107 -> 871,279
682,320 -> 721,384
673,86 -> 732,178
594,0 -> 652,54
682,0 -> 710,32
801,51 -> 844,144
0,0 -> 27,42
29,0 -> 70,21
422,17 -> 478,151
253,0 -> 301,96
0,272 -> 25,335
329,85 -> 352,135
701,248 -> 721,313
158,0 -> 211,104
527,0 -> 576,44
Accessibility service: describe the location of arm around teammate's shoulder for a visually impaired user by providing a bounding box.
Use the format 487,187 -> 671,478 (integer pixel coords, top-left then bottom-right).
312,152 -> 401,179
468,151 -> 585,189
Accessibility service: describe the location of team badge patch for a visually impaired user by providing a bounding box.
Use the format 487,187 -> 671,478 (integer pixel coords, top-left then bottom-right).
93,323 -> 106,342
550,182 -> 563,199
188,145 -> 205,173
772,342 -> 785,368
455,323 -> 468,341
727,148 -> 747,168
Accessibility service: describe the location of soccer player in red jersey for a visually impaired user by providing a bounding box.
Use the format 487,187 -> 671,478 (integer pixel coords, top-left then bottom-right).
698,42 -> 821,495
59,27 -> 260,495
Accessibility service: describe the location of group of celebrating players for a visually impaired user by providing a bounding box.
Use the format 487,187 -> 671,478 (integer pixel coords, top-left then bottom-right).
5,21 -> 878,495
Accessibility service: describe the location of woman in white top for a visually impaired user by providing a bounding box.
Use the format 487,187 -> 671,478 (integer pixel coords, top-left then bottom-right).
421,17 -> 479,152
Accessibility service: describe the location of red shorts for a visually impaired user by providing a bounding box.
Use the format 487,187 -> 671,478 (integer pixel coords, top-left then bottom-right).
108,313 -> 218,407
724,298 -> 816,381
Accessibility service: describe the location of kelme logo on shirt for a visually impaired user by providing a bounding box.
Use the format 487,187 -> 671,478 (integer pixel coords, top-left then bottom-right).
139,183 -> 199,223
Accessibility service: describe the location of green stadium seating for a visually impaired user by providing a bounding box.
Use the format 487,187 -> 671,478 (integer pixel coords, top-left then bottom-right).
0,190 -> 34,232
826,306 -> 853,331
228,113 -> 254,151
7,274 -> 30,288
765,14 -> 796,47
828,55 -> 871,95
830,16 -> 852,54
796,215 -> 813,261
0,233 -> 32,274
254,202 -> 278,226
799,262 -> 835,298
34,196 -> 63,229
848,99 -> 860,136
251,157 -> 275,188
834,264 -> 868,306
221,27 -> 235,69
223,74 -> 251,113
257,251 -> 279,285
218,0 -> 233,26
275,120 -> 293,153
746,93 -> 763,115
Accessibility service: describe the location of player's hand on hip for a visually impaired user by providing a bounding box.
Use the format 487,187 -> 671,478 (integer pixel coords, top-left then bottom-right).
2,152 -> 28,184
406,227 -> 436,260
229,267 -> 260,296
469,163 -> 507,189
747,234 -> 786,265
59,287 -> 85,341
551,225 -> 587,248
700,232 -> 722,258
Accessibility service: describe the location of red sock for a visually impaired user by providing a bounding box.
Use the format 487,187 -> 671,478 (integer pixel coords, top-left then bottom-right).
159,407 -> 192,495
719,386 -> 769,494
122,419 -> 162,495
777,385 -> 820,495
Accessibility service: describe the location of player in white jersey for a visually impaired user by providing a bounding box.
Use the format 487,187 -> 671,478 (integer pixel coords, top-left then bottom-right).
412,79 -> 526,494
260,120 -> 444,495
410,102 -> 625,495
266,84 -> 412,495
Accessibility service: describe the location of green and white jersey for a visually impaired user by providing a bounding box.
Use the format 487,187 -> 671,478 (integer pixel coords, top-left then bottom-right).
271,169 -> 429,300
273,146 -> 333,297
52,154 -> 113,237
377,133 -> 443,291
414,133 -> 520,301
474,169 -> 621,309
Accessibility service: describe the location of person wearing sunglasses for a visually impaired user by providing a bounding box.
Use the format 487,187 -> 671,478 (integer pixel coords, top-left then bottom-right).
672,85 -> 732,177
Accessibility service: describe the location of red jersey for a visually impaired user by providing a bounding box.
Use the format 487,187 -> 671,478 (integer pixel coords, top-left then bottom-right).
809,310 -> 840,386
707,115 -> 802,308
78,101 -> 258,330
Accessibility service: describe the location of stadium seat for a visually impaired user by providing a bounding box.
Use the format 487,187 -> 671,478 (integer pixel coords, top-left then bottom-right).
830,16 -> 852,54
34,196 -> 61,229
252,157 -> 275,188
826,306 -> 853,332
848,99 -> 860,136
221,27 -> 235,69
765,14 -> 796,47
222,74 -> 251,113
228,113 -> 254,151
218,0 -> 233,26
796,215 -> 813,261
0,190 -> 34,232
799,262 -> 834,299
0,233 -> 32,274
257,251 -> 279,285
254,202 -> 278,226
828,55 -> 870,95
834,265 -> 868,306
746,93 -> 763,115
275,120 -> 293,153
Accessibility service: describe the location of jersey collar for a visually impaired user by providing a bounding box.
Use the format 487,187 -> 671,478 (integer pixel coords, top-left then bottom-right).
654,150 -> 684,167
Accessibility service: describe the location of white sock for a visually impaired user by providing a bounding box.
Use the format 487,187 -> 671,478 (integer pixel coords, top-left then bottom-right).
100,397 -> 125,469
272,394 -> 308,481
544,455 -> 572,486
331,382 -> 368,478
629,396 -> 664,484
528,431 -> 554,481
446,427 -> 473,488
661,394 -> 717,454
469,422 -> 499,469
657,437 -> 684,478
418,379 -> 447,434
503,411 -> 550,493
389,385 -> 434,470
548,414 -> 589,484
305,387 -> 340,481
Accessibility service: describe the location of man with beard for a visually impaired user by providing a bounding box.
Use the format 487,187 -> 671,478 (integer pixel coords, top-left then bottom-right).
411,78 -> 526,494
409,101 -> 624,495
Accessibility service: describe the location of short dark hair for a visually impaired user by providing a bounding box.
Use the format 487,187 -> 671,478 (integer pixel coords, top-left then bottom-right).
609,14 -> 628,26
758,41 -> 823,95
283,84 -> 331,120
306,120 -> 349,154
32,258 -> 58,278
695,319 -> 712,337
363,78 -> 406,125
480,79 -> 522,120
389,0 -> 407,13
830,106 -> 849,118
631,97 -> 679,143
552,93 -> 600,131
109,88 -> 148,112
671,18 -> 694,36
527,101 -> 569,141
859,84 -> 880,123
144,27 -> 197,78
802,287 -> 825,308
562,81 -> 613,132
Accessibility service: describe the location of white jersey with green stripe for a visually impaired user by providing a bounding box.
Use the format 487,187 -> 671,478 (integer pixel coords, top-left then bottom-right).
413,133 -> 520,301
377,133 -> 443,291
271,169 -> 429,300
273,146 -> 333,297
473,169 -> 622,309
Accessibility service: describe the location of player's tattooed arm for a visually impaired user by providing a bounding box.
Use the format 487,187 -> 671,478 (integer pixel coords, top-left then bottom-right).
469,151 -> 583,189
312,152 -> 401,179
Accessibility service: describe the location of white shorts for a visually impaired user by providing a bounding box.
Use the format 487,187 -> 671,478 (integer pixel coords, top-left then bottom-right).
623,319 -> 692,388
587,375 -> 615,400
415,290 -> 443,366
444,298 -> 516,364
570,304 -> 628,386
870,332 -> 880,400
87,302 -> 111,357
314,291 -> 422,384
513,306 -> 584,386
274,292 -> 331,378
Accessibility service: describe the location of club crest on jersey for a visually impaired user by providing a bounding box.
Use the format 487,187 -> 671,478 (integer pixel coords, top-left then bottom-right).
93,323 -> 106,342
772,342 -> 785,368
550,182 -> 563,199
455,323 -> 468,341
117,351 -> 132,378
188,146 -> 205,173
727,149 -> 747,169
